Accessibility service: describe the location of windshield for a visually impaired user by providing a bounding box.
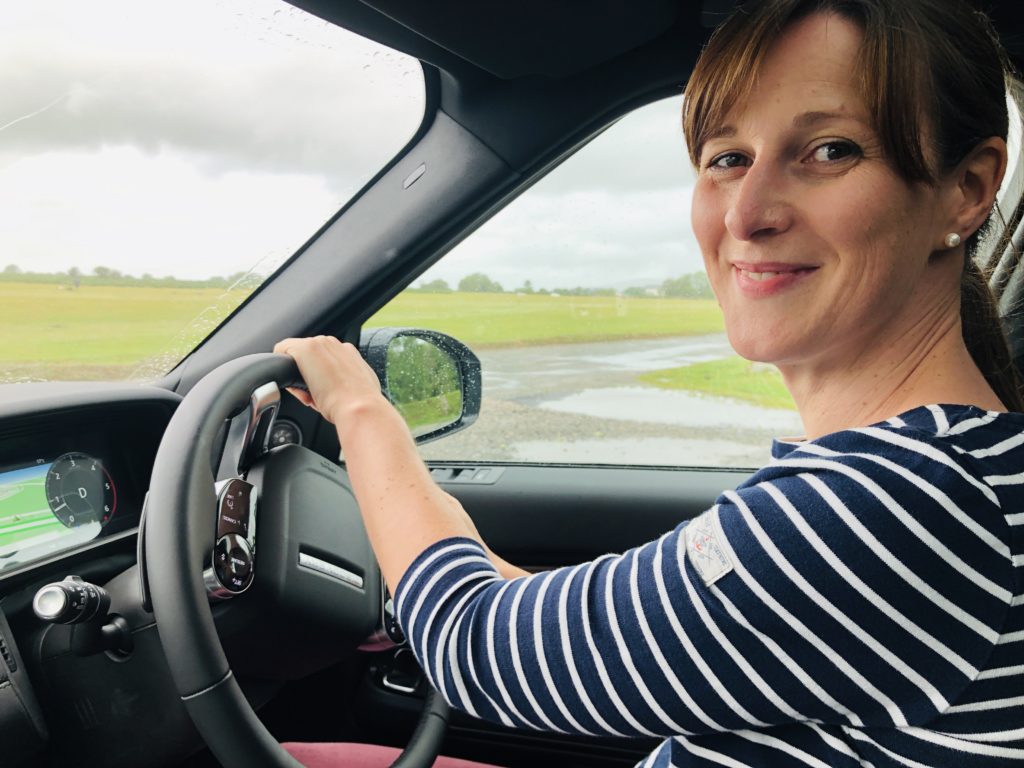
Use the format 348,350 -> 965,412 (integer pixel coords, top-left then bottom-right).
0,0 -> 423,383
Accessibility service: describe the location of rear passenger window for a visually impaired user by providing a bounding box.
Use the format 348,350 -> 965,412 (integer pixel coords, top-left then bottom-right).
367,97 -> 802,469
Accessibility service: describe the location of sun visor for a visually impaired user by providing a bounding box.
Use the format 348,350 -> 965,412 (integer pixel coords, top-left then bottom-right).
290,0 -> 678,79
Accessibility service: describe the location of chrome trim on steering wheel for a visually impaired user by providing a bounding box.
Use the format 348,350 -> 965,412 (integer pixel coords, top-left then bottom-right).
237,381 -> 281,474
298,552 -> 363,589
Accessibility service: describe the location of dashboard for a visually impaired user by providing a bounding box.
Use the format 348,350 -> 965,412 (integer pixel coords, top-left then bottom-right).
0,382 -> 353,768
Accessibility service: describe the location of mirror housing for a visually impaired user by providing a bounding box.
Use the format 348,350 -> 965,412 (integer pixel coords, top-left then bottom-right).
359,327 -> 481,444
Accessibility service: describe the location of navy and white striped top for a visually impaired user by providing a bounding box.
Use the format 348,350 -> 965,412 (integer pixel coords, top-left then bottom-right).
395,404 -> 1024,766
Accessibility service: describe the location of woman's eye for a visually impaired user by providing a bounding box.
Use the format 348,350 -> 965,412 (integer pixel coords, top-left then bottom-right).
807,141 -> 861,163
707,152 -> 748,170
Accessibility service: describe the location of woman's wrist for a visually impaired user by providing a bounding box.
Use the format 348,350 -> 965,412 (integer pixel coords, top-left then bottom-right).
332,391 -> 404,444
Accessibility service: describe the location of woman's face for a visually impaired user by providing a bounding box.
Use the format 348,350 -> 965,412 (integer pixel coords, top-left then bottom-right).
691,12 -> 958,369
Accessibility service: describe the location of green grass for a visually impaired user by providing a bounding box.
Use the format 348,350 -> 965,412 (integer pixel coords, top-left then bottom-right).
394,390 -> 464,435
369,292 -> 724,347
638,356 -> 797,410
0,283 -> 253,380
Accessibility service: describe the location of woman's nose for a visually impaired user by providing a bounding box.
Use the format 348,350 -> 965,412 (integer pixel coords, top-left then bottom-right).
722,161 -> 792,241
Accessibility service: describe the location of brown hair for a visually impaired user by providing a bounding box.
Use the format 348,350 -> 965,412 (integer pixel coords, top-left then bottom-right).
683,0 -> 1024,410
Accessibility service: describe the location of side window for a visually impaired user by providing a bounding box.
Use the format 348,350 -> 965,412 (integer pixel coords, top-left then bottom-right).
368,98 -> 801,469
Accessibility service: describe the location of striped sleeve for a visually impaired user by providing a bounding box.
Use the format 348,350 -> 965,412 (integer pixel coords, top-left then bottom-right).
394,430 -> 1014,739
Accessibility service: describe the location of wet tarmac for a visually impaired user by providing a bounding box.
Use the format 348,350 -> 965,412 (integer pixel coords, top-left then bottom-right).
479,335 -> 737,401
537,386 -> 801,433
420,335 -> 803,469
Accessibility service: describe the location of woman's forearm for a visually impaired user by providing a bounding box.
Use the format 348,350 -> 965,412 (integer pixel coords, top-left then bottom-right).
336,394 -> 527,588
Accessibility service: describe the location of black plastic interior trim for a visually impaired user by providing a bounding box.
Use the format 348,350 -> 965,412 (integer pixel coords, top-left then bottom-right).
436,463 -> 748,566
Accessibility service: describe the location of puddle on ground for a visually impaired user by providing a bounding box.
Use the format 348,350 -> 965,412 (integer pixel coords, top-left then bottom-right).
509,437 -> 770,468
478,335 -> 734,375
573,339 -> 733,372
536,386 -> 804,433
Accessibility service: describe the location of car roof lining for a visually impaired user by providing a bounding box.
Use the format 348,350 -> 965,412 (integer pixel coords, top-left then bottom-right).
288,0 -> 682,79
288,0 -> 1024,78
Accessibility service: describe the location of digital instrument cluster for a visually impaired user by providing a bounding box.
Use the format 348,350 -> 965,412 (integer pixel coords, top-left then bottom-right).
0,397 -> 173,577
0,452 -> 120,574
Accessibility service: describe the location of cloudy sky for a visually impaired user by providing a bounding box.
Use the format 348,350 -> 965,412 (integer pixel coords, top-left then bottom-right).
2,0 -> 701,290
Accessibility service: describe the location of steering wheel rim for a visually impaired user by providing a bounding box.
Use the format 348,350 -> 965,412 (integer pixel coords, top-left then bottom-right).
145,353 -> 446,768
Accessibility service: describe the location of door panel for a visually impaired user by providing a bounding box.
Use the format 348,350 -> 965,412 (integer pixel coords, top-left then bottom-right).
443,463 -> 750,568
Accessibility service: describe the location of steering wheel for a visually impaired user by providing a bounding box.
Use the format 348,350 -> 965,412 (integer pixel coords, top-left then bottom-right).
144,353 -> 448,768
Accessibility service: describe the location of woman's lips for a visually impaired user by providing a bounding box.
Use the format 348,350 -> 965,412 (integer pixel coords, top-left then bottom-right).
732,262 -> 818,297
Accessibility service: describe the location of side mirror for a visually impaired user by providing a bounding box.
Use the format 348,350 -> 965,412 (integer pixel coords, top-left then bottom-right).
359,328 -> 481,444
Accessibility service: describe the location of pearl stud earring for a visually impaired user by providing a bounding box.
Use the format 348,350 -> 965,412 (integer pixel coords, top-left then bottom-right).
945,233 -> 962,248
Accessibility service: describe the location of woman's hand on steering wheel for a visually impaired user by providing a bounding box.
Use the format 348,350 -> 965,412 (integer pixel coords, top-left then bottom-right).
274,335 -> 385,429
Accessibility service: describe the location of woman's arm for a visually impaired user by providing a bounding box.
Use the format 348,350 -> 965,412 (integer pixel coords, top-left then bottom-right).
274,335 -> 527,589
392,434 -> 1011,738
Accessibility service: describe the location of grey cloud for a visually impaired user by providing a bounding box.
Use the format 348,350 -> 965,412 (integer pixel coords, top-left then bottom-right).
2,0 -> 704,287
0,38 -> 422,196
419,184 -> 704,290
535,97 -> 697,195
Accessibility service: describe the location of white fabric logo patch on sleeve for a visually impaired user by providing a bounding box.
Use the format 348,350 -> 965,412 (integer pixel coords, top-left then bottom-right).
685,507 -> 734,587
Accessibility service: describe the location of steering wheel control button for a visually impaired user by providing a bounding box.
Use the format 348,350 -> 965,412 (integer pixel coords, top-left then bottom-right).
298,552 -> 364,590
216,478 -> 256,538
207,479 -> 257,599
212,534 -> 254,594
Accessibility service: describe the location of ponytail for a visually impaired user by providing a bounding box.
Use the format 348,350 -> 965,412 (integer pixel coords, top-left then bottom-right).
961,256 -> 1024,411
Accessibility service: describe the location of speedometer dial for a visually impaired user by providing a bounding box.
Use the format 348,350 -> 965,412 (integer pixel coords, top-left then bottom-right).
45,453 -> 117,529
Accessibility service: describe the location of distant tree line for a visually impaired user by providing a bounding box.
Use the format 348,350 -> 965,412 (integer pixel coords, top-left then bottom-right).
410,270 -> 713,299
0,264 -> 263,290
626,272 -> 714,299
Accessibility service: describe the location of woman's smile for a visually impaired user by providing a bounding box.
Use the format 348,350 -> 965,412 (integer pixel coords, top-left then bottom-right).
732,261 -> 819,297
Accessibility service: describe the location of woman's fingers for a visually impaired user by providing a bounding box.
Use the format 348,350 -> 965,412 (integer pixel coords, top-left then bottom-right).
274,336 -> 383,425
284,386 -> 318,410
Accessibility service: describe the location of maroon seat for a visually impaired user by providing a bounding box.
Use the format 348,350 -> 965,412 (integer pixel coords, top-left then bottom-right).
281,742 -> 502,768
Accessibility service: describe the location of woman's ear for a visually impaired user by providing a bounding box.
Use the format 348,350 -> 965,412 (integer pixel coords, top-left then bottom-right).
947,137 -> 1008,238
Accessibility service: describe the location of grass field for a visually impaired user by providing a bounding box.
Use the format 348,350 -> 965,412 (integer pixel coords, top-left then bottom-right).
0,282 -> 798,410
369,292 -> 724,347
0,283 -> 253,380
2,283 -> 724,380
0,281 -> 800,411
638,357 -> 797,410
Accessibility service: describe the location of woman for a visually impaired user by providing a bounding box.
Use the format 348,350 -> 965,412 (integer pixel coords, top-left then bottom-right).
278,0 -> 1024,765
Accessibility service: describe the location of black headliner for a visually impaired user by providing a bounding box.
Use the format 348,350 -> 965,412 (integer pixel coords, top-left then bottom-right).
288,0 -> 683,80
290,0 -> 1024,82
